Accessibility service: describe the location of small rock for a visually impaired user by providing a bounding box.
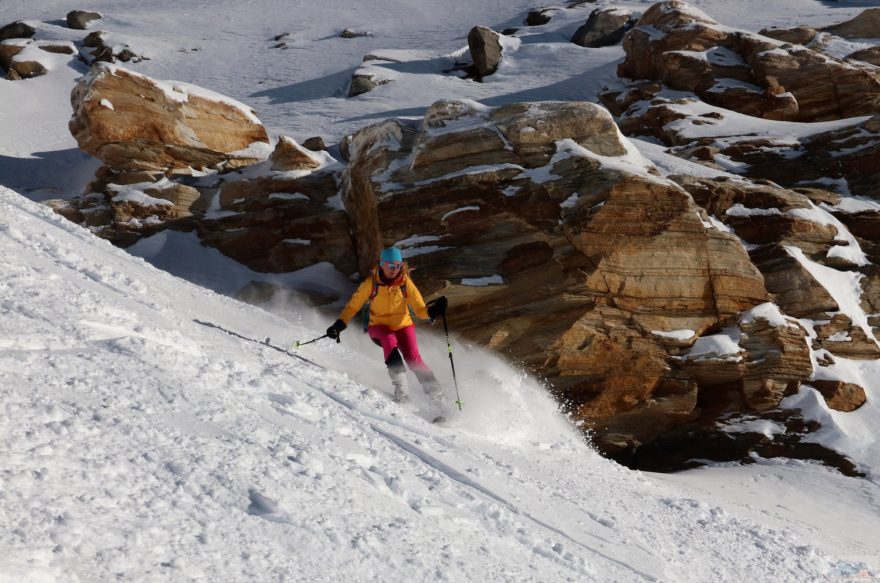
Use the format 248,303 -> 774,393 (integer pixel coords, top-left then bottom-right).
66,10 -> 102,30
303,136 -> 327,151
525,9 -> 553,26
340,29 -> 372,39
38,44 -> 76,55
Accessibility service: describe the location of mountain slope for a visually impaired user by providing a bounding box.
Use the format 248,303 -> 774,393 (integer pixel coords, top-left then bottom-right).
1,186 -> 871,581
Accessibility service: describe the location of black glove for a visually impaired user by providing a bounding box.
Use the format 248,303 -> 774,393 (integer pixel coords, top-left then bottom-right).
427,296 -> 448,321
326,319 -> 347,340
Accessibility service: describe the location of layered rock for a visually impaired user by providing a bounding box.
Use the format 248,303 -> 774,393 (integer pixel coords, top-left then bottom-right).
331,98 -> 819,457
617,1 -> 880,122
47,176 -> 206,246
69,64 -> 269,172
197,148 -> 354,276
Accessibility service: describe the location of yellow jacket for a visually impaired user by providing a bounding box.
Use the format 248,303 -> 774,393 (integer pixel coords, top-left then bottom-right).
338,266 -> 429,331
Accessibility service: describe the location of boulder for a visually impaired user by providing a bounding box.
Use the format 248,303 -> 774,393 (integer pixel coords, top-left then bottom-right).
348,71 -> 385,97
571,8 -> 633,48
269,136 -> 322,172
69,64 -> 269,172
0,21 -> 35,41
467,26 -> 503,79
617,1 -> 880,122
759,26 -> 818,46
847,46 -> 880,66
812,380 -> 867,412
66,10 -> 102,30
820,8 -> 880,39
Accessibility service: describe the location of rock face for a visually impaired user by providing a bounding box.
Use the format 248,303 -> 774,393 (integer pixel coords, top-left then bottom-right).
571,8 -> 633,48
468,26 -> 503,79
617,1 -> 880,122
328,98 -> 820,459
198,166 -> 355,277
69,64 -> 269,172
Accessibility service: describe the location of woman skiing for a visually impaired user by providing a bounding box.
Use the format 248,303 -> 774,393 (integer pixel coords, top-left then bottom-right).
326,247 -> 448,404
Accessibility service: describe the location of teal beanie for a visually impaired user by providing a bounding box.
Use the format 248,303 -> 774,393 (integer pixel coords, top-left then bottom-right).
380,247 -> 403,263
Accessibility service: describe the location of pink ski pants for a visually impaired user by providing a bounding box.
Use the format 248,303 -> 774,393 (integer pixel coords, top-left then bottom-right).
368,324 -> 430,372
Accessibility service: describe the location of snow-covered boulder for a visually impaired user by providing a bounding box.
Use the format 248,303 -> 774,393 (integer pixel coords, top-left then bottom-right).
269,136 -> 322,172
69,64 -> 269,172
617,1 -> 880,122
570,8 -> 634,48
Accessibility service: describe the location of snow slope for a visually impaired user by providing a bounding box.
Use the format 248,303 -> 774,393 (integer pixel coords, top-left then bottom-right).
3,185 -> 878,581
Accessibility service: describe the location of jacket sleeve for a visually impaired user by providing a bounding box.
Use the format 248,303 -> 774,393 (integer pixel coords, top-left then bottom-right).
405,276 -> 430,320
338,280 -> 373,324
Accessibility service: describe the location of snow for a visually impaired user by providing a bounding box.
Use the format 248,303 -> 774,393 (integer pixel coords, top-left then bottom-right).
651,329 -> 695,341
6,183 -> 879,581
683,327 -> 743,361
785,246 -> 876,341
461,275 -> 505,286
721,418 -> 787,438
2,0 -> 880,580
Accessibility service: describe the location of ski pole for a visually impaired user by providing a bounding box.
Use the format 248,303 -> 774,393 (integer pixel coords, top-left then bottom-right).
440,312 -> 463,411
292,332 -> 338,349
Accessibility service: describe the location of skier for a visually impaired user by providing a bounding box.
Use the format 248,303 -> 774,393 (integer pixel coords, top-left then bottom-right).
326,247 -> 448,404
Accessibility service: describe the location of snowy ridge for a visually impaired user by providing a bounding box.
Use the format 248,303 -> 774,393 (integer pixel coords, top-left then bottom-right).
2,186 -> 871,580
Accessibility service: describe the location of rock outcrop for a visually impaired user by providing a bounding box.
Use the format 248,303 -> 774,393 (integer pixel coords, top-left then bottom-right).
69,64 -> 269,172
329,98 -> 816,458
617,1 -> 880,122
